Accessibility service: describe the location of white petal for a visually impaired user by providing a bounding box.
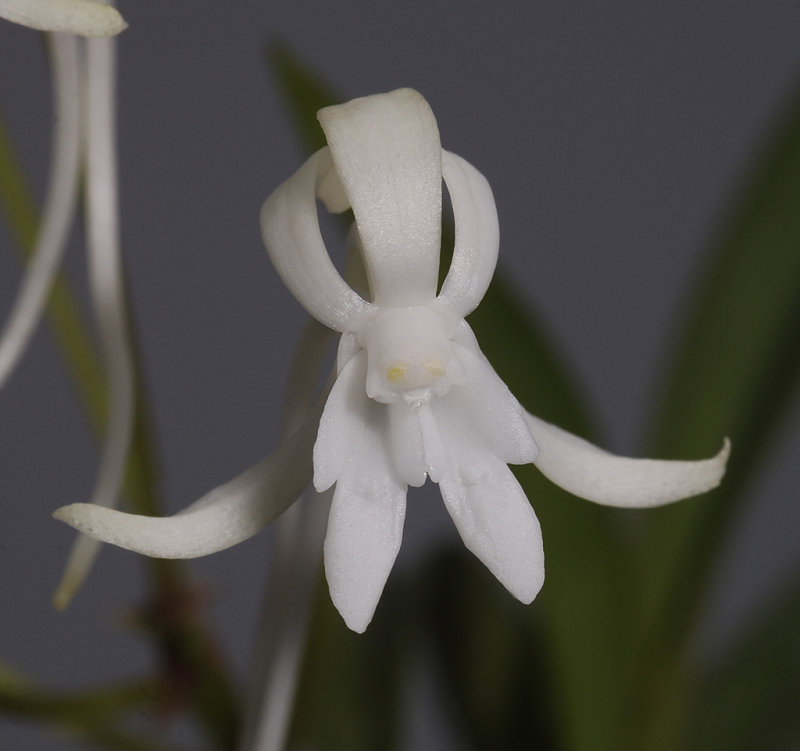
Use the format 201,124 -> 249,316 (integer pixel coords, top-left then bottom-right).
438,429 -> 544,603
0,35 -> 80,388
526,412 -> 730,507
261,148 -> 374,332
53,408 -> 318,558
324,442 -> 407,633
318,88 -> 442,307
52,535 -> 101,610
57,33 -> 136,606
313,350 -> 369,492
0,0 -> 126,35
436,151 -> 499,318
446,338 -> 538,466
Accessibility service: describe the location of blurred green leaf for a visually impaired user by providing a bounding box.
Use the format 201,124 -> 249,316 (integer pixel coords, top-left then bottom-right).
288,570 -> 405,750
267,42 -> 343,155
0,675 -> 182,751
634,81 -> 800,748
426,547 -> 561,751
641,81 -> 800,641
685,571 -> 800,751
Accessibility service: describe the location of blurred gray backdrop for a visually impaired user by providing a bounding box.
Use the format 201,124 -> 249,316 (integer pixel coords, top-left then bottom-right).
2,1 -> 799,748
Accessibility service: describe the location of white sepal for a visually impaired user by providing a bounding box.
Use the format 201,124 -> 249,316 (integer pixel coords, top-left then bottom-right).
438,430 -> 544,603
447,339 -> 538,465
318,89 -> 442,307
53,407 -> 318,558
324,451 -> 407,633
0,0 -> 126,35
526,412 -> 730,507
437,151 -> 500,317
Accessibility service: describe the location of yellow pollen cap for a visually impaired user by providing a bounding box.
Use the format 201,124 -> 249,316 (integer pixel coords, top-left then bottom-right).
386,364 -> 408,384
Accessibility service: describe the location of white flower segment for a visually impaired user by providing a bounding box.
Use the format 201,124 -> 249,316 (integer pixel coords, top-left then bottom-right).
0,0 -> 126,36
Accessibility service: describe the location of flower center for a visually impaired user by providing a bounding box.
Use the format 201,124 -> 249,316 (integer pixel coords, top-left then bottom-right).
359,306 -> 462,404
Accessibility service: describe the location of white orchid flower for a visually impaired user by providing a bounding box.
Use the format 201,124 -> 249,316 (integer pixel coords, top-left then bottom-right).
0,0 -> 126,36
55,88 -> 729,633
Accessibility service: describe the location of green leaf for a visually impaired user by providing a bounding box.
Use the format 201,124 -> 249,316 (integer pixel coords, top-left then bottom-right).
267,41 -> 343,154
632,82 -> 800,750
685,572 -> 800,751
425,547 -> 561,751
288,570 -> 405,751
0,675 -> 183,751
641,81 -> 800,654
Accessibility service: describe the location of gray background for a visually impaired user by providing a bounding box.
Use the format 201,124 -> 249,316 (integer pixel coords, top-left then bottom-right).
2,1 -> 799,748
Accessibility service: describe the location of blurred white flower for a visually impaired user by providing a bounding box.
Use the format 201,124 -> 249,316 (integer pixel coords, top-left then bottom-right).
55,88 -> 728,632
0,0 -> 126,36
0,28 -> 133,608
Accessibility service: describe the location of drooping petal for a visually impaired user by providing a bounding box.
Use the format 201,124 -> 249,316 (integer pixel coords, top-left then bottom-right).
318,88 -> 442,307
54,33 -> 134,609
0,0 -> 126,35
0,34 -> 80,389
324,437 -> 407,633
261,148 -> 374,332
313,350 -> 369,492
526,412 -> 730,507
445,338 -> 538,466
435,421 -> 544,603
51,536 -> 100,610
436,151 -> 500,318
53,405 -> 318,558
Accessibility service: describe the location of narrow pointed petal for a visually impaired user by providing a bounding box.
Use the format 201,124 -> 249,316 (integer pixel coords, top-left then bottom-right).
53,408 -> 318,558
261,148 -> 374,332
54,34 -> 135,608
318,88 -> 442,306
526,412 -> 730,507
0,0 -> 126,35
439,443 -> 544,604
436,151 -> 500,318
313,350 -> 369,492
52,535 -> 101,610
0,35 -> 80,388
324,445 -> 407,633
446,339 -> 538,465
